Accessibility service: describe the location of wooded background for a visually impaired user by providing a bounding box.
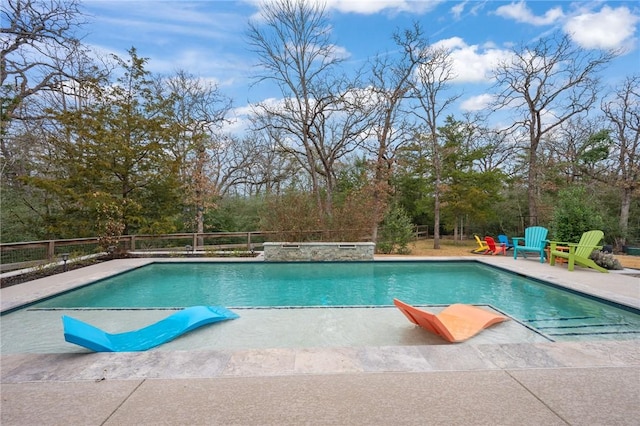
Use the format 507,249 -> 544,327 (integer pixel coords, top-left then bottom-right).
2,0 -> 638,251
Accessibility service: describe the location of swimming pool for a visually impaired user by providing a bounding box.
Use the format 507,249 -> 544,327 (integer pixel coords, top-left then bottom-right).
28,261 -> 640,341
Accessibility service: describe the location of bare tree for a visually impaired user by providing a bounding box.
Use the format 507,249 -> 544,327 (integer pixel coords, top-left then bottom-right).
470,126 -> 519,175
234,133 -> 300,196
247,0 -> 373,220
492,33 -> 614,226
162,70 -> 232,234
364,22 -> 427,241
541,116 -> 609,186
1,0 -> 88,124
1,0 -> 99,186
602,74 -> 640,247
408,44 -> 459,249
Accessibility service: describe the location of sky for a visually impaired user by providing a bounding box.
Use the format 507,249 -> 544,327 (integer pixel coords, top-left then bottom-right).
80,1 -> 640,132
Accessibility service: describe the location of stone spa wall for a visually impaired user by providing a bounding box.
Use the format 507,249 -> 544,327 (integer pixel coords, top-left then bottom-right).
263,242 -> 375,262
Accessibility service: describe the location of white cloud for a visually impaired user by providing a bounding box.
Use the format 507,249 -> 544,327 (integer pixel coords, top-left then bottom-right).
89,3 -> 242,43
247,0 -> 442,15
223,104 -> 254,135
330,0 -> 430,14
330,0 -> 446,14
450,1 -> 467,19
450,0 -> 486,20
433,36 -> 466,51
460,94 -> 494,111
495,1 -> 564,26
564,6 -> 639,50
329,44 -> 351,60
434,37 -> 513,83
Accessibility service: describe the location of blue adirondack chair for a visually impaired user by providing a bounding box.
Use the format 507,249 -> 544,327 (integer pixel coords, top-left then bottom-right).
512,226 -> 549,263
497,235 -> 514,251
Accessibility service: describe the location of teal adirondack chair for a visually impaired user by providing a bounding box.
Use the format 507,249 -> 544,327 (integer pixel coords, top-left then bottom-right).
549,230 -> 607,273
512,226 -> 549,263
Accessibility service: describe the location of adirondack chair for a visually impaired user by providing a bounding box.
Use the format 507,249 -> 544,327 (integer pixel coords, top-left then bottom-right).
497,235 -> 514,251
472,234 -> 489,253
549,230 -> 607,273
484,236 -> 507,255
512,226 -> 549,263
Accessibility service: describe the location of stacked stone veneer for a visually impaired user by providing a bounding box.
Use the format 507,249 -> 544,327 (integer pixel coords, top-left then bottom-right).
263,242 -> 375,261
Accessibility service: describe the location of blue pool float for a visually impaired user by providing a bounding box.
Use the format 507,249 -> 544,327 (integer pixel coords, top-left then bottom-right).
62,306 -> 239,352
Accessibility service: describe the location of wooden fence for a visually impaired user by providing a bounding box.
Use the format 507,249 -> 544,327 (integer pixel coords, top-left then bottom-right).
0,232 -> 268,272
0,226 -> 429,273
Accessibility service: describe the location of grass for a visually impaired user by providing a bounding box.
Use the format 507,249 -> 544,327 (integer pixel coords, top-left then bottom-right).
407,238 -> 640,269
407,239 -> 479,256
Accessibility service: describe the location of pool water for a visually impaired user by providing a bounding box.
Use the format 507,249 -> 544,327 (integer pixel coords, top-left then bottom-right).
31,261 -> 640,341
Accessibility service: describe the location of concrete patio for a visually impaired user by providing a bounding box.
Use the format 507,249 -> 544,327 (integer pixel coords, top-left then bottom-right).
1,255 -> 639,425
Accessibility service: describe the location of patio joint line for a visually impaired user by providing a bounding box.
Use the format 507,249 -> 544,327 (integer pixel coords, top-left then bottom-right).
100,378 -> 146,426
504,369 -> 571,425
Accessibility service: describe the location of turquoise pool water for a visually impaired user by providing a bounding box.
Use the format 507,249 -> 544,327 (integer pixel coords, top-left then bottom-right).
31,261 -> 640,340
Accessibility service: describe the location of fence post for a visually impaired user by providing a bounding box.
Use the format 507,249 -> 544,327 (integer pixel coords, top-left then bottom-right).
193,234 -> 198,250
47,240 -> 55,260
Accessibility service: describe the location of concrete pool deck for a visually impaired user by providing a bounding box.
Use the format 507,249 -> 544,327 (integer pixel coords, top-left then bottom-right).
1,256 -> 639,425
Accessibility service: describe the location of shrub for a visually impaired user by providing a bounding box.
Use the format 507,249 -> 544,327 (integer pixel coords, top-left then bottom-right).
551,186 -> 604,242
95,198 -> 125,252
377,204 -> 414,254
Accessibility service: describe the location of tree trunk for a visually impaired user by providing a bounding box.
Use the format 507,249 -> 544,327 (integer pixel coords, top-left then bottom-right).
196,207 -> 204,247
527,136 -> 539,226
433,185 -> 441,249
453,218 -> 459,241
619,187 -> 631,248
433,136 -> 441,249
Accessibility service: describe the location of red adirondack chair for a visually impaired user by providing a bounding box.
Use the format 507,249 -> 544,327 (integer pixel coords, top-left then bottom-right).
484,236 -> 507,255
